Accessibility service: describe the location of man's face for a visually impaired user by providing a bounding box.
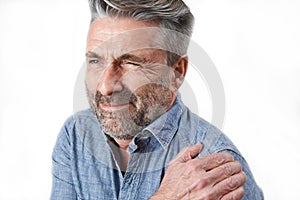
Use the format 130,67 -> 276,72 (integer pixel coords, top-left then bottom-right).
85,17 -> 178,140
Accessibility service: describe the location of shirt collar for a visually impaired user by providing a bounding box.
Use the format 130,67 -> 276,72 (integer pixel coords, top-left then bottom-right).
141,94 -> 185,149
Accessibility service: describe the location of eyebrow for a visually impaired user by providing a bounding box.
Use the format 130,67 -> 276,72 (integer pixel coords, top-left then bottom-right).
86,51 -> 150,64
85,51 -> 101,58
117,54 -> 149,64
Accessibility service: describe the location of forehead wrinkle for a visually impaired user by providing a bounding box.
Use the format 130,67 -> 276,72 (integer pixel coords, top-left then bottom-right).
87,19 -> 166,63
88,32 -> 117,45
88,19 -> 160,46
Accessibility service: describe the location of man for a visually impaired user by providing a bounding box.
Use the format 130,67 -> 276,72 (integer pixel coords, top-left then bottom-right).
51,0 -> 263,199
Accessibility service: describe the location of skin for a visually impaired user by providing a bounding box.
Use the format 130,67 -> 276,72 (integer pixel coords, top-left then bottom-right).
86,17 -> 246,200
86,17 -> 181,141
150,144 -> 246,200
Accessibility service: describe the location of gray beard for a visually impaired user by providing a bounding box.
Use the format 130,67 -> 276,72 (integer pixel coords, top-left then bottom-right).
87,83 -> 173,140
92,103 -> 145,140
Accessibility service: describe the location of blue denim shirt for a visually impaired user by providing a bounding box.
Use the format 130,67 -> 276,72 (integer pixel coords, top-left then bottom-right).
51,96 -> 263,199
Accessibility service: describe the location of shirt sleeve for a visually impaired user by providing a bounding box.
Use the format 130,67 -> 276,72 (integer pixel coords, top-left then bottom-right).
221,149 -> 264,200
51,117 -> 78,199
197,123 -> 264,200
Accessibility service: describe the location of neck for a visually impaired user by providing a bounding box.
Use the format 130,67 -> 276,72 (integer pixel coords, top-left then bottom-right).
109,137 -> 131,175
114,138 -> 132,150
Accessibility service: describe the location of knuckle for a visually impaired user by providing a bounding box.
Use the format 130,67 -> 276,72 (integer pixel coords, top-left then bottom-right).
227,176 -> 239,190
236,171 -> 247,184
196,158 -> 207,170
197,176 -> 210,188
221,152 -> 234,160
222,164 -> 233,177
227,172 -> 247,190
181,153 -> 192,162
215,155 -> 226,165
186,160 -> 198,171
215,152 -> 233,164
230,161 -> 242,174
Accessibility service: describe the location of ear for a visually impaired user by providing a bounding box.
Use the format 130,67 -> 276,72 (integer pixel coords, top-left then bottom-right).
171,55 -> 188,91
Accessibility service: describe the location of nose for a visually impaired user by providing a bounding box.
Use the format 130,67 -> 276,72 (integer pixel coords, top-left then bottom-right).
97,64 -> 123,96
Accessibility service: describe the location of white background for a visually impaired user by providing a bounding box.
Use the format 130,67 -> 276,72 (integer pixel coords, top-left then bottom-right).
0,0 -> 299,199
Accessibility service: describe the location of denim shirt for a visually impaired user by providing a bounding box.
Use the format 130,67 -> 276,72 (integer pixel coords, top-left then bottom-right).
51,96 -> 263,200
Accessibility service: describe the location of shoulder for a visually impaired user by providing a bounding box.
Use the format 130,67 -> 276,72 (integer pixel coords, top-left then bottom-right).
177,107 -> 241,157
177,108 -> 264,199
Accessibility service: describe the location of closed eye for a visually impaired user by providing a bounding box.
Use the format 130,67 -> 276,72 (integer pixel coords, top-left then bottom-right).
125,61 -> 140,66
121,61 -> 141,69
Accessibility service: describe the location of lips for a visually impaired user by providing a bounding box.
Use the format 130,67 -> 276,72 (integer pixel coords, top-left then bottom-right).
96,89 -> 139,112
99,103 -> 129,111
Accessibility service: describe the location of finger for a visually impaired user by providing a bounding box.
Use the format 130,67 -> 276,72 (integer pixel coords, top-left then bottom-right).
184,181 -> 244,200
214,172 -> 247,198
221,186 -> 245,200
207,161 -> 242,186
173,143 -> 203,163
190,152 -> 234,171
177,163 -> 245,200
176,176 -> 201,199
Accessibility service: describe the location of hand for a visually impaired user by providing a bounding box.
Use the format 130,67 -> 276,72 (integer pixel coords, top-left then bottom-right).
150,143 -> 246,200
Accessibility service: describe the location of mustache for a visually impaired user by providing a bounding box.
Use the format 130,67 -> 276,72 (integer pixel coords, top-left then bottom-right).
94,88 -> 137,106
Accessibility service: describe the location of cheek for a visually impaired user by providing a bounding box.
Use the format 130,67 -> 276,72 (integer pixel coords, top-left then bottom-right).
120,70 -> 153,92
85,70 -> 101,92
134,83 -> 173,105
121,66 -> 172,92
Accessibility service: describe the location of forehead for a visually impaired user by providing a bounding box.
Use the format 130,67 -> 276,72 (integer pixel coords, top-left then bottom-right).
87,17 -> 161,54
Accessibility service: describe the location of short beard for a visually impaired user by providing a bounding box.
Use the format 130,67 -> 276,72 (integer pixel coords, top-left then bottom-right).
86,83 -> 173,140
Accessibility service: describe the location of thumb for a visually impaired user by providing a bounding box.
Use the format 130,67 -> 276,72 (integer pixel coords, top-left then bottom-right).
176,142 -> 203,163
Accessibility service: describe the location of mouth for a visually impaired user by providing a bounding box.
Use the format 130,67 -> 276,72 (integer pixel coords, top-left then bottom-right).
99,103 -> 130,112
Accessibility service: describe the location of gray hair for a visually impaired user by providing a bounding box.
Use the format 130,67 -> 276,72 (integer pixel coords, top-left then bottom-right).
88,0 -> 194,65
